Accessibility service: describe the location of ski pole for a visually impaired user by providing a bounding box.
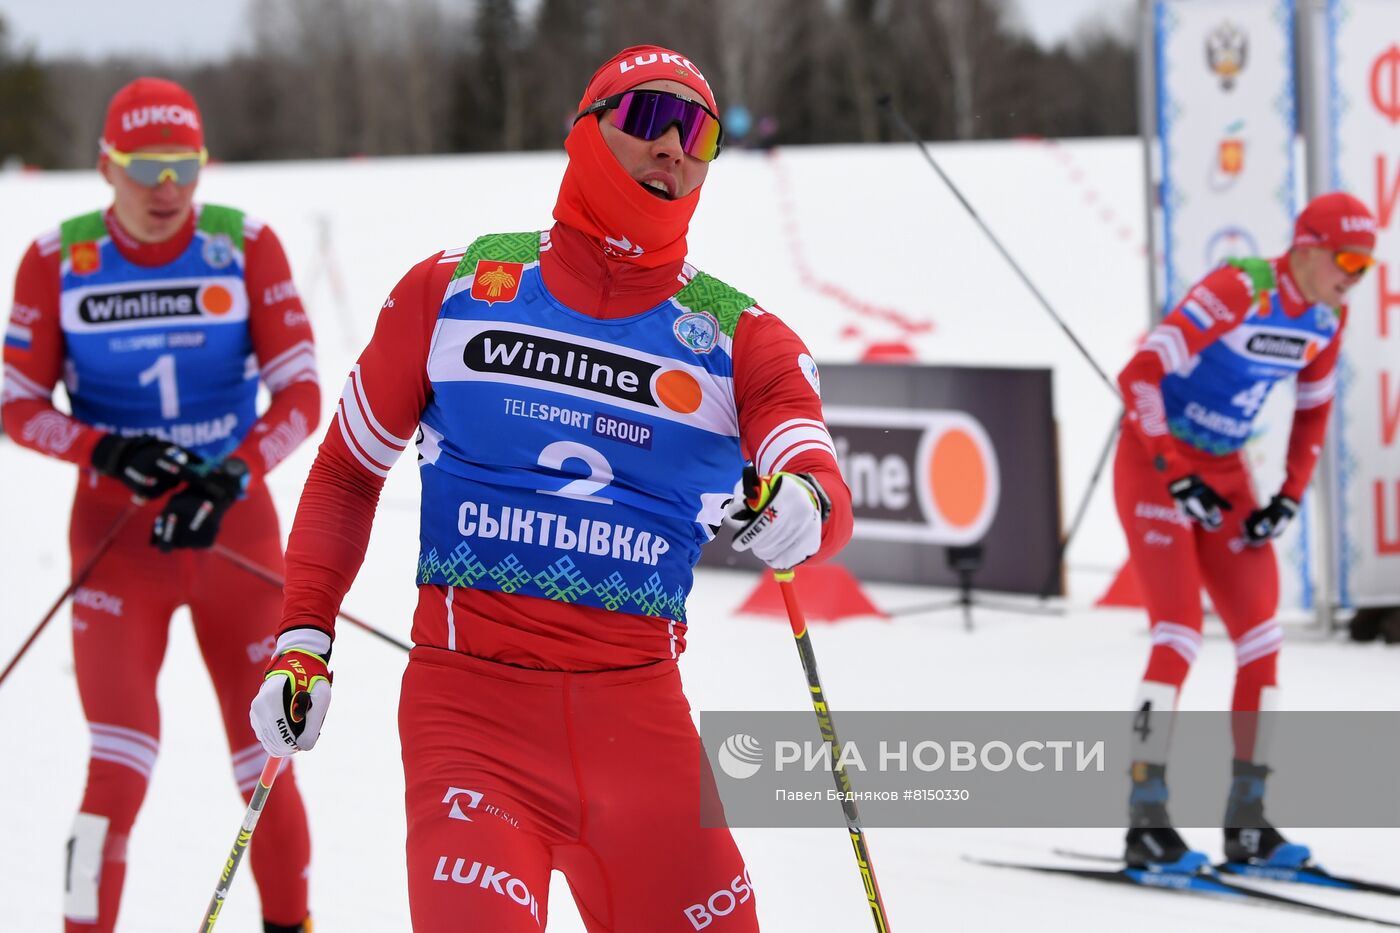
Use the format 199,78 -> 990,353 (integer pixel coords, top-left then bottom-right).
0,503 -> 138,690
198,754 -> 286,931
776,570 -> 893,932
211,544 -> 411,653
876,94 -> 1119,398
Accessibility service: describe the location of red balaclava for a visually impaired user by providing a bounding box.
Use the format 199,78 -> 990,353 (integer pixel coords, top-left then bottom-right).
101,77 -> 205,154
553,46 -> 719,269
1292,191 -> 1377,252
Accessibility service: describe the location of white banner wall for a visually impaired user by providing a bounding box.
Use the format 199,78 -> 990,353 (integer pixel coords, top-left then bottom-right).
1155,0 -> 1298,307
1149,0 -> 1310,610
1322,0 -> 1400,607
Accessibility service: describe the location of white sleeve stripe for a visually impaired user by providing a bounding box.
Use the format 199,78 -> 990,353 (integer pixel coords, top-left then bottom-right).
755,419 -> 829,473
263,349 -> 319,392
772,441 -> 839,474
336,403 -> 392,478
2,370 -> 49,402
1296,375 -> 1336,410
1295,390 -> 1335,410
350,365 -> 413,446
266,364 -> 319,392
337,389 -> 402,471
6,367 -> 49,396
262,339 -> 316,373
758,426 -> 836,475
263,350 -> 317,381
1143,327 -> 1188,372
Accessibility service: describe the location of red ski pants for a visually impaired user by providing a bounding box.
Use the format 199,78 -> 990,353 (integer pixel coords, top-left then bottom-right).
1114,430 -> 1282,758
398,647 -> 760,932
64,480 -> 310,931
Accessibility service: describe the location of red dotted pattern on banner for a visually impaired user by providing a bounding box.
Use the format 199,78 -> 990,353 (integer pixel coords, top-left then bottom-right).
1016,135 -> 1149,258
767,149 -> 936,346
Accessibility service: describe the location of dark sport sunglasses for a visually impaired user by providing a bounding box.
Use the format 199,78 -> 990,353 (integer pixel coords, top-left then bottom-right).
576,89 -> 724,162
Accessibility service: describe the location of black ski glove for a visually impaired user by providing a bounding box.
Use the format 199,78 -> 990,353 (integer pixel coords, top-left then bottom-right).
1168,474 -> 1232,531
1242,494 -> 1298,545
91,433 -> 200,499
151,458 -> 249,551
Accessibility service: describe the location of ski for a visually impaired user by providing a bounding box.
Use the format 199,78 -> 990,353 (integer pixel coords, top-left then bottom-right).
1052,848 -> 1400,898
1217,861 -> 1400,897
966,855 -> 1400,928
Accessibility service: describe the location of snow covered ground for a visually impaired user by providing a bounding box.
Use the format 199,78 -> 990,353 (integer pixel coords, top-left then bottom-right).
3,140 -> 1399,931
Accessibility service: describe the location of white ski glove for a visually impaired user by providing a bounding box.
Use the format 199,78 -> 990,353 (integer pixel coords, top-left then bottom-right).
726,466 -> 831,571
250,628 -> 333,757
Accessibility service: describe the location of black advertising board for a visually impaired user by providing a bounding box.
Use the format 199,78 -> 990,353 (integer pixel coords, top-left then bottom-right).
702,363 -> 1063,595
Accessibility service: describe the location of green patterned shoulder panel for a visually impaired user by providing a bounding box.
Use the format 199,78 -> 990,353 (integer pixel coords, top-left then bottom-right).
197,204 -> 246,250
58,211 -> 108,259
672,271 -> 755,338
452,232 -> 542,281
1226,257 -> 1275,297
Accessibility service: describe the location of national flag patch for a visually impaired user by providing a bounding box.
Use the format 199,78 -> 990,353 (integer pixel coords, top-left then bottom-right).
1180,299 -> 1213,331
4,323 -> 32,351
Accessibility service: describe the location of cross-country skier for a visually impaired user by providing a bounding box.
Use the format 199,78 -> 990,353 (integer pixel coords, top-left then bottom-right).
1114,192 -> 1377,872
247,44 -> 852,931
1,77 -> 320,932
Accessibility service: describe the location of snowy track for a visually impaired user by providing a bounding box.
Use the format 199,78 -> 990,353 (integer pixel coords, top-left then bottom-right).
4,142 -> 1397,930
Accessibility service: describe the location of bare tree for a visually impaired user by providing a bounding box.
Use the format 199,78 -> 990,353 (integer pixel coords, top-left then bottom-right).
17,0 -> 1141,167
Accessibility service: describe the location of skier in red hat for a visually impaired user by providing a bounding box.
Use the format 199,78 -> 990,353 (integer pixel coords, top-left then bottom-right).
1114,191 -> 1376,873
248,46 -> 853,930
2,77 -> 320,932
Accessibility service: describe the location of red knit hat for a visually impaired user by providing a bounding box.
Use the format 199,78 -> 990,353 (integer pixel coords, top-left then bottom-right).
101,77 -> 204,153
1293,192 -> 1377,252
577,45 -> 718,116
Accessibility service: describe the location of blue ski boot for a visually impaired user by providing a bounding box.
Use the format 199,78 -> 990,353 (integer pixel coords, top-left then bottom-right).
1124,763 -> 1210,873
1223,760 -> 1312,868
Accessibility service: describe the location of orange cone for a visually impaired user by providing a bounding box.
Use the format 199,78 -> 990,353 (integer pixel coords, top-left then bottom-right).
737,563 -> 887,622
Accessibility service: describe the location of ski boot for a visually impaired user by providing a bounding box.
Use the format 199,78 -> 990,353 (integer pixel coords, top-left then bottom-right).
1222,760 -> 1312,868
1124,762 -> 1210,874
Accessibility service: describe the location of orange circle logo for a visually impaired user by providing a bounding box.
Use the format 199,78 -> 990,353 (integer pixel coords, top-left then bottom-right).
200,284 -> 234,315
654,369 -> 703,413
929,428 -> 987,528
